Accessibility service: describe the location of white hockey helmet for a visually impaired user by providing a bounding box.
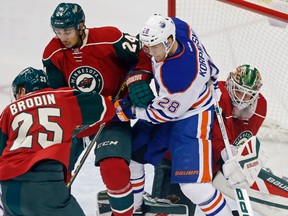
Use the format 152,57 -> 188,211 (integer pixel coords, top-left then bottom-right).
140,14 -> 176,57
226,64 -> 263,110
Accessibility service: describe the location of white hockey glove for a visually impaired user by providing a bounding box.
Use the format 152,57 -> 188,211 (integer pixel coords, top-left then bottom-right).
220,145 -> 238,162
222,136 -> 268,188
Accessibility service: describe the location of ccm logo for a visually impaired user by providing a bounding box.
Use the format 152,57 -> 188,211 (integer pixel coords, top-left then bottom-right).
97,141 -> 118,148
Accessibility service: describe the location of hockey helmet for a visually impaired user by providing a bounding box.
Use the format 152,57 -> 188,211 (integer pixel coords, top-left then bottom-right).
140,14 -> 176,57
226,64 -> 263,110
51,3 -> 85,29
12,67 -> 49,99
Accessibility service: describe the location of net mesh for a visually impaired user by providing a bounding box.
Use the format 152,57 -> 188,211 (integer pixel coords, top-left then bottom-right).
172,0 -> 288,142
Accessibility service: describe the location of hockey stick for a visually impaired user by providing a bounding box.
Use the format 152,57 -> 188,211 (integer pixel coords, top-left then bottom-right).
67,123 -> 105,188
67,76 -> 130,188
211,87 -> 255,216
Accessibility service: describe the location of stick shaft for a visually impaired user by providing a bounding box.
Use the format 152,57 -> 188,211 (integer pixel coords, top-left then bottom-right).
67,123 -> 105,188
212,87 -> 254,216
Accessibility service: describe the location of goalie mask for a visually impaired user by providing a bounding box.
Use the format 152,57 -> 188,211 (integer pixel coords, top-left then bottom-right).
140,14 -> 176,58
51,3 -> 85,30
226,65 -> 263,110
12,67 -> 49,99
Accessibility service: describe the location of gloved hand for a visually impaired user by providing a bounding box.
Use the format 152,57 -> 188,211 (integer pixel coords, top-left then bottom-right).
222,155 -> 250,188
126,70 -> 155,108
114,97 -> 135,122
220,145 -> 238,162
222,137 -> 268,188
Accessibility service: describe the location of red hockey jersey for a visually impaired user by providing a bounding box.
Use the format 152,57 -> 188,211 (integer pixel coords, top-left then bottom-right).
212,81 -> 267,174
0,87 -> 115,180
42,27 -> 152,136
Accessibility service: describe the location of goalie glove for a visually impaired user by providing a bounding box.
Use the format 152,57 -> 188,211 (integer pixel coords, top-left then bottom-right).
126,70 -> 155,108
114,97 -> 135,122
222,136 -> 268,188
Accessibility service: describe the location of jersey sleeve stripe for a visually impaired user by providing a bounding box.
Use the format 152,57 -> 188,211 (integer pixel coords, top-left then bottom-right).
191,86 -> 211,108
149,109 -> 169,123
200,110 -> 212,182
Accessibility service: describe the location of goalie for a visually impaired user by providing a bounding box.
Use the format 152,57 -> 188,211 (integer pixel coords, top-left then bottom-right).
212,64 -> 267,187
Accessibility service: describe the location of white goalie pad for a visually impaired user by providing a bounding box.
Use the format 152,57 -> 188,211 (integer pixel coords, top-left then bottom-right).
222,136 -> 268,188
213,169 -> 288,216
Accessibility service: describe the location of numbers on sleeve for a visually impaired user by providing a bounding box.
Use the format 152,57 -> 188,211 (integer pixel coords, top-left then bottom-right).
157,97 -> 180,113
122,34 -> 138,53
10,108 -> 64,151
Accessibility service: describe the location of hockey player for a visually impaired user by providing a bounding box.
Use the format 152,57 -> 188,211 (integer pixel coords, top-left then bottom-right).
0,67 -> 115,216
115,14 -> 234,215
42,3 -> 153,215
213,64 -> 267,185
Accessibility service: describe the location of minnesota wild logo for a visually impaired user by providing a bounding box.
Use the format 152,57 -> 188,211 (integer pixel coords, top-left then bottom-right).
78,77 -> 93,88
69,66 -> 103,94
233,131 -> 253,147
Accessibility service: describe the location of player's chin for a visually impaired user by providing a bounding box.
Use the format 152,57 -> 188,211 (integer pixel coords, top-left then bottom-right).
62,42 -> 72,48
155,56 -> 165,62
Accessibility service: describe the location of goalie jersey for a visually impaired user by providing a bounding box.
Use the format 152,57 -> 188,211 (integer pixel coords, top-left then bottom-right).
212,81 -> 267,174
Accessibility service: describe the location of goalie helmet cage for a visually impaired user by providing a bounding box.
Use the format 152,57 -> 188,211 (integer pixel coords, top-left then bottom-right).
167,0 -> 288,143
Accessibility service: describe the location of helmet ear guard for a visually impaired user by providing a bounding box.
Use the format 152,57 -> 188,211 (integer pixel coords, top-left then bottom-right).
226,64 -> 263,110
51,3 -> 85,30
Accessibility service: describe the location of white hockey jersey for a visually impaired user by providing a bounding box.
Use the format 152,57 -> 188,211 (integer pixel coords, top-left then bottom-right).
135,18 -> 219,123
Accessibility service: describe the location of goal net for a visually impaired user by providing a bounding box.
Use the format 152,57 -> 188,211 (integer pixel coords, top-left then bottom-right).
168,0 -> 288,142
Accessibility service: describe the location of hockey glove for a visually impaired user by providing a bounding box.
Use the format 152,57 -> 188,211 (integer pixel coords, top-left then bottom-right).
222,136 -> 268,188
114,97 -> 135,122
126,70 -> 155,108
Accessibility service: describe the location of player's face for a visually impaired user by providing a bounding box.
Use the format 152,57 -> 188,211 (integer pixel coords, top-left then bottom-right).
233,88 -> 253,103
146,43 -> 166,61
53,27 -> 80,48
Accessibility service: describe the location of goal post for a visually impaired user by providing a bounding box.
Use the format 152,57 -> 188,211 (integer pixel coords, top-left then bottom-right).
168,0 -> 288,22
219,0 -> 288,22
167,0 -> 288,142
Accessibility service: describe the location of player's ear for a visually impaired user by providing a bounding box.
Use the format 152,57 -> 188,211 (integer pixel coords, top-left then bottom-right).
168,36 -> 174,47
17,87 -> 27,99
79,22 -> 86,33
